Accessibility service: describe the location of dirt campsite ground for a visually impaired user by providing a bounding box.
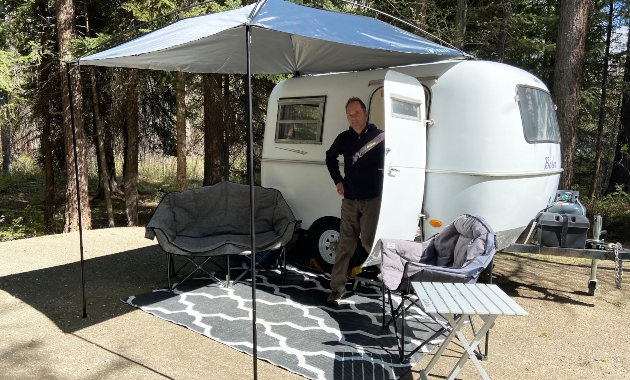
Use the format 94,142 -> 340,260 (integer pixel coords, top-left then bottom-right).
0,227 -> 628,379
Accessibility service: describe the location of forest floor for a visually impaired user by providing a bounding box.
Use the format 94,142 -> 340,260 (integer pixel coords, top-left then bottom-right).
0,227 -> 629,380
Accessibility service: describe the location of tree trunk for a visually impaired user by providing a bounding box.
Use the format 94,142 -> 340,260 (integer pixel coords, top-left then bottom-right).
124,69 -> 139,226
85,3 -> 114,226
455,0 -> 468,50
57,0 -> 91,232
104,124 -> 118,193
38,3 -> 55,226
203,73 -> 226,185
90,68 -> 114,226
552,0 -> 589,190
41,80 -> 55,226
498,0 -> 512,62
411,0 -> 428,32
176,71 -> 187,191
0,92 -> 10,175
588,0 -> 614,199
607,31 -> 630,194
222,74 -> 231,179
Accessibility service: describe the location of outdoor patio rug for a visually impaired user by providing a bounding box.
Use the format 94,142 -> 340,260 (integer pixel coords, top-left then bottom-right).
122,265 -> 442,380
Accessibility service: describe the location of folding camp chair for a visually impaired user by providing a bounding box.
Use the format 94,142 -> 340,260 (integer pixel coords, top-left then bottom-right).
145,181 -> 297,290
379,214 -> 496,363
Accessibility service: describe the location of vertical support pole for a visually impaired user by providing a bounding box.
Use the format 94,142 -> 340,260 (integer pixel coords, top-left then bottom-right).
484,258 -> 493,356
282,246 -> 287,283
66,62 -> 87,318
245,24 -> 258,379
589,260 -> 599,295
381,282 -> 386,329
589,214 -> 602,296
401,296 -> 406,363
226,254 -> 231,287
167,253 -> 173,291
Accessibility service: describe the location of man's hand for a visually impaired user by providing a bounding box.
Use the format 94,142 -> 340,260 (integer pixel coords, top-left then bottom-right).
336,182 -> 344,196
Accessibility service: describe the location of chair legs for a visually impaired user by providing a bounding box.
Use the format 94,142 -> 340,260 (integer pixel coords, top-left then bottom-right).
381,282 -> 387,330
167,253 -> 173,291
230,247 -> 287,285
170,255 -> 227,290
383,287 -> 454,363
166,248 -> 288,291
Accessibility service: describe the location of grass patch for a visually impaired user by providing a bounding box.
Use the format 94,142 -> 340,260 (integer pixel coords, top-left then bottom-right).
522,254 -> 594,266
0,154 -> 209,241
603,300 -> 627,308
2,154 -> 630,244
582,188 -> 630,245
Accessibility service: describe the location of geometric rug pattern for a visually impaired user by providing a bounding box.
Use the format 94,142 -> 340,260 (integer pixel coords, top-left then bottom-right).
122,265 -> 443,380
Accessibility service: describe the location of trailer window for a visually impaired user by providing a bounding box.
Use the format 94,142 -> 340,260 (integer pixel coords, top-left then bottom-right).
516,86 -> 560,144
391,98 -> 421,121
275,96 -> 326,144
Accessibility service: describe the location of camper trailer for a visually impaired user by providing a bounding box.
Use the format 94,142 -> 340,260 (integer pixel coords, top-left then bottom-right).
261,59 -> 562,270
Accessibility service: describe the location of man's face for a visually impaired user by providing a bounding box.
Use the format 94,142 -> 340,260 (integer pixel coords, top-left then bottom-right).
346,101 -> 368,133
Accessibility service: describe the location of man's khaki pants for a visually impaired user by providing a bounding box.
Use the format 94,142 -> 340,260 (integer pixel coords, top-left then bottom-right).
330,197 -> 381,293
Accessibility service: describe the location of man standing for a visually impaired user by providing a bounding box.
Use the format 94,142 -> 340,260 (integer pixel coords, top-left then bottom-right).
325,97 -> 385,306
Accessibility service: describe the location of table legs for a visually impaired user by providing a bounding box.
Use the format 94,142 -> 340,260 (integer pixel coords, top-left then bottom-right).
420,313 -> 497,380
420,314 -> 466,380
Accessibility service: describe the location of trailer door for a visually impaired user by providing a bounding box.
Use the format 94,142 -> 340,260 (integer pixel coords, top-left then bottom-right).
364,70 -> 426,266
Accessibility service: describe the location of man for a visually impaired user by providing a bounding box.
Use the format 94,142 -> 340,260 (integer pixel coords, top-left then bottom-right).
325,97 -> 385,306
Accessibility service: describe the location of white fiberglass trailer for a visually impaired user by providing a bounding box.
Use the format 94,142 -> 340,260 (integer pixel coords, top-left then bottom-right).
261,59 -> 562,270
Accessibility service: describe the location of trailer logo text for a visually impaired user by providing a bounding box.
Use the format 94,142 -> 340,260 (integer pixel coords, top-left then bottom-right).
544,157 -> 557,170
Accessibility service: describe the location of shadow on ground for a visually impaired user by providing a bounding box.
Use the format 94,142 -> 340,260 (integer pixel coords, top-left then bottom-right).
489,251 -> 617,307
0,236 -> 314,335
0,245 -> 169,333
0,240 -> 613,338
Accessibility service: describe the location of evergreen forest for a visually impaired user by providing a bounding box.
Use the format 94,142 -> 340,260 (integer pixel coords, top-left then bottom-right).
0,0 -> 629,243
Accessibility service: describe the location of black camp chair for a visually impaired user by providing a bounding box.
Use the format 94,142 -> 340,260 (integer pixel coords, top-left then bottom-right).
379,214 -> 496,363
145,181 -> 297,290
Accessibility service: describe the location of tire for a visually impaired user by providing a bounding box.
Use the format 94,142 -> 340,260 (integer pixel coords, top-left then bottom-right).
309,218 -> 340,273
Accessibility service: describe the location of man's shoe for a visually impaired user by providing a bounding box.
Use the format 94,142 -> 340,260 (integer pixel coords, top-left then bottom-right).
326,289 -> 346,306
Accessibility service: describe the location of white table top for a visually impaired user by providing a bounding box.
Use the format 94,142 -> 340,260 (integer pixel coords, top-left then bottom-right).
412,282 -> 528,317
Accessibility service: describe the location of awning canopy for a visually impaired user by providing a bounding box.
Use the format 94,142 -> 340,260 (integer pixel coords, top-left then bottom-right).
77,0 -> 467,74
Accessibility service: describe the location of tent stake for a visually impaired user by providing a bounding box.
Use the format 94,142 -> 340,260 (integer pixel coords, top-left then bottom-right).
66,62 -> 87,319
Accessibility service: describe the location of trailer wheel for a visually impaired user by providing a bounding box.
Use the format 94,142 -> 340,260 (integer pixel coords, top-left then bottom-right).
309,218 -> 340,273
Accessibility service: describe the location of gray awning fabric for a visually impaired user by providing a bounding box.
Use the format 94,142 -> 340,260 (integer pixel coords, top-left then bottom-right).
77,0 -> 466,74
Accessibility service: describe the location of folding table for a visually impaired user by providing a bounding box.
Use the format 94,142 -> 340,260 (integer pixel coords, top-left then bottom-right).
412,282 -> 528,380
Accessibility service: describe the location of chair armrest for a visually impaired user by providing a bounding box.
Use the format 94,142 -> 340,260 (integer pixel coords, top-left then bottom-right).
145,193 -> 177,241
402,261 -> 482,288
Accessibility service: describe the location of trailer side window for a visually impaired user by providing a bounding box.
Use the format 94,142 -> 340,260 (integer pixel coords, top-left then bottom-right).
391,98 -> 421,121
275,96 -> 326,144
516,86 -> 560,144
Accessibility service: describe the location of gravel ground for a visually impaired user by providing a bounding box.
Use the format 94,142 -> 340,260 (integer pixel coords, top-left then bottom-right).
0,227 -> 628,379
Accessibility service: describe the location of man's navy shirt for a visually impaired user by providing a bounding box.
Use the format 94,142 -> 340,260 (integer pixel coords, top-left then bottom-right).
325,123 -> 385,200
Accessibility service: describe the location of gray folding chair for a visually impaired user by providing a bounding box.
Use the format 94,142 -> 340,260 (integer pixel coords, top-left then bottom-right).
380,214 -> 496,363
145,181 -> 297,289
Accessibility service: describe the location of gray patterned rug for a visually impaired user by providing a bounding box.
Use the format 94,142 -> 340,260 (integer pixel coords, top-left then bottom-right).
122,265 -> 442,380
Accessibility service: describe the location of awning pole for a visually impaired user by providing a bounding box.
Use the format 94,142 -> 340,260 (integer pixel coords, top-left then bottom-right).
66,62 -> 87,318
245,24 -> 258,379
